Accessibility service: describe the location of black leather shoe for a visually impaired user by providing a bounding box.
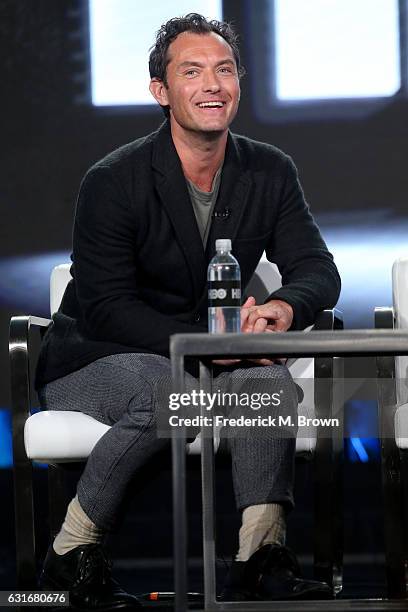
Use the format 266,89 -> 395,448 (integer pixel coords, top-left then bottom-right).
220,544 -> 333,601
39,544 -> 141,610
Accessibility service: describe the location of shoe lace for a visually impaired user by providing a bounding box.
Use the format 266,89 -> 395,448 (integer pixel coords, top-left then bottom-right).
77,545 -> 113,586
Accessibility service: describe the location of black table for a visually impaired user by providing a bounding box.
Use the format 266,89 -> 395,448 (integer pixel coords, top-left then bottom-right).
170,330 -> 408,611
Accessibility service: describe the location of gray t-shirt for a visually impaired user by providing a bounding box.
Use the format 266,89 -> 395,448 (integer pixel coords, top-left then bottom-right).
186,167 -> 222,248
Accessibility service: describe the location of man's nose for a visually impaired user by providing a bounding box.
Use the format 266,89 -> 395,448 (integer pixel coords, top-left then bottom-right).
202,70 -> 221,92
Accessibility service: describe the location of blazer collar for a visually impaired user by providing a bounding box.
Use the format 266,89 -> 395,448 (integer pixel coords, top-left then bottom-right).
152,121 -> 252,301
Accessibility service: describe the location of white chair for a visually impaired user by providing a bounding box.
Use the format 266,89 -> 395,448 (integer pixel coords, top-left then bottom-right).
10,257 -> 343,591
375,256 -> 408,599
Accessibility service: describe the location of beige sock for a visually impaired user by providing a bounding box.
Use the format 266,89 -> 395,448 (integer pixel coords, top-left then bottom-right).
53,495 -> 104,555
236,503 -> 286,562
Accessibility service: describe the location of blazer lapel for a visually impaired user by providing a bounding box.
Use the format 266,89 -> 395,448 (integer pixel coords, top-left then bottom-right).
204,132 -> 252,261
152,122 -> 206,302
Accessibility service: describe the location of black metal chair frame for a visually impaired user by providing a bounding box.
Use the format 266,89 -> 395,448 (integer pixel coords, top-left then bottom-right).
10,315 -> 68,590
170,328 -> 408,612
375,307 -> 408,599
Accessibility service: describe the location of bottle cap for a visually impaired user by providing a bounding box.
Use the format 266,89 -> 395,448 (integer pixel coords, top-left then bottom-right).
215,239 -> 231,252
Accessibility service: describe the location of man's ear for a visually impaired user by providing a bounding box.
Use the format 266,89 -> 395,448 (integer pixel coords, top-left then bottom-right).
149,78 -> 169,107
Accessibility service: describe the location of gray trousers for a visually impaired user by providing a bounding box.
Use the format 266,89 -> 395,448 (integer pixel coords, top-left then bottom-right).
39,353 -> 298,531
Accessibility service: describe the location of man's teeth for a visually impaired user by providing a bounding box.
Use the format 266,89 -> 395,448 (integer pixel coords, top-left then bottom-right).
198,101 -> 224,108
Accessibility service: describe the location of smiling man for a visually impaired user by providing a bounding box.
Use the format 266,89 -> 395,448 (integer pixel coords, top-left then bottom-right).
151,31 -> 240,131
36,13 -> 340,609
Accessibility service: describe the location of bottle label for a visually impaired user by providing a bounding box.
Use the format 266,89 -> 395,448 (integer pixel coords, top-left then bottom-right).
208,280 -> 241,307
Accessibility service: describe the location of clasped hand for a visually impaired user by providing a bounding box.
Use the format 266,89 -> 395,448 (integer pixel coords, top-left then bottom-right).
213,296 -> 294,367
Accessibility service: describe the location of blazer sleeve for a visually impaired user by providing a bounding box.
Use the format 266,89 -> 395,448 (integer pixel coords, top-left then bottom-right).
72,166 -> 207,355
265,157 -> 341,329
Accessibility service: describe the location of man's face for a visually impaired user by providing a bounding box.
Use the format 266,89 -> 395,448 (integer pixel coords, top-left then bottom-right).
152,31 -> 240,135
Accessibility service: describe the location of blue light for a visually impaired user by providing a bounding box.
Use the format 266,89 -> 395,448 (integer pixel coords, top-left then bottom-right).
350,437 -> 369,463
345,399 -> 380,462
0,409 -> 12,468
0,251 -> 70,315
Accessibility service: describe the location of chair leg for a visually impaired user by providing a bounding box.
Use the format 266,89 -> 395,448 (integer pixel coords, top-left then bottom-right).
199,361 -> 218,610
401,449 -> 408,572
48,464 -> 70,540
381,437 -> 407,598
331,359 -> 344,594
377,356 -> 408,599
13,458 -> 37,589
313,357 -> 344,594
313,437 -> 343,593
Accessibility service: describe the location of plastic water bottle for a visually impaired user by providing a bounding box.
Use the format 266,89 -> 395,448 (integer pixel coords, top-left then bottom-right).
208,239 -> 241,333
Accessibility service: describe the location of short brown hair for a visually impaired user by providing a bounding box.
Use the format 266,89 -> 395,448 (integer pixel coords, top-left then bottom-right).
149,12 -> 245,117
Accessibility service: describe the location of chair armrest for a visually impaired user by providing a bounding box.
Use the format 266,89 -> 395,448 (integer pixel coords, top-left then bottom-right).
313,309 -> 344,432
284,309 -> 343,370
375,307 -> 394,330
10,316 -> 52,408
9,316 -> 52,465
311,308 -> 343,393
374,307 -> 397,446
313,308 -> 344,331
374,307 -> 395,380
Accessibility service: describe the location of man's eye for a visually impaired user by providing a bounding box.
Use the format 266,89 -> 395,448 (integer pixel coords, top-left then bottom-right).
219,67 -> 233,74
185,69 -> 199,77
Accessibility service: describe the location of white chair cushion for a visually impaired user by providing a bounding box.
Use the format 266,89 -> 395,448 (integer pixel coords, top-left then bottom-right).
25,411 -> 110,463
288,358 -> 314,416
186,431 -> 221,455
24,410 -> 220,460
392,257 -> 408,406
295,436 -> 316,454
25,409 -> 315,462
394,403 -> 408,449
50,263 -> 72,316
291,360 -> 316,453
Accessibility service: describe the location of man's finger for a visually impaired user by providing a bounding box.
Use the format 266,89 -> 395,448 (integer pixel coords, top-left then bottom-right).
241,296 -> 256,309
212,359 -> 242,365
247,305 -> 283,326
253,317 -> 268,333
242,315 -> 267,333
240,296 -> 257,329
265,321 -> 286,332
246,358 -> 277,366
240,308 -> 251,327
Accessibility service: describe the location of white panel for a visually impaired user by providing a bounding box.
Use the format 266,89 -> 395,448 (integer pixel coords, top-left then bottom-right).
90,0 -> 223,106
274,0 -> 400,100
50,263 -> 72,315
392,258 -> 408,406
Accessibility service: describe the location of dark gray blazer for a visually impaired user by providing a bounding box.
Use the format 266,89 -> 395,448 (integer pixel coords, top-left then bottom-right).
36,120 -> 340,387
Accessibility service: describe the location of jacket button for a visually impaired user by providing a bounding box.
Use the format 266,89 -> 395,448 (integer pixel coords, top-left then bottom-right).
194,314 -> 201,322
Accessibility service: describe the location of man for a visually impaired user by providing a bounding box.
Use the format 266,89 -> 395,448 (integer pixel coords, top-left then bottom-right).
36,13 -> 341,610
